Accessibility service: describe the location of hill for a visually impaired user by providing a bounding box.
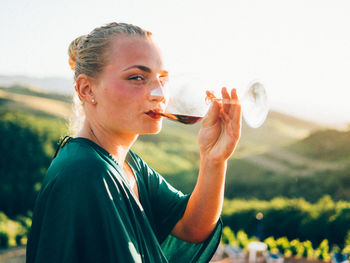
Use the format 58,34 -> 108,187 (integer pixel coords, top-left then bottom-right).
0,75 -> 73,95
0,85 -> 72,120
1,84 -> 348,201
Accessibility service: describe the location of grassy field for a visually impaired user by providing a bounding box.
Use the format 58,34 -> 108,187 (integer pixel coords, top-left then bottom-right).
0,88 -> 72,120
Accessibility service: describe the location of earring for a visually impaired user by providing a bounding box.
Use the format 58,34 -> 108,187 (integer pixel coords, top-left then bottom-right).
91,98 -> 95,103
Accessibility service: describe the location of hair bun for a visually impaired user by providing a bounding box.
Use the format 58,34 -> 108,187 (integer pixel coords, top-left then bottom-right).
68,35 -> 87,71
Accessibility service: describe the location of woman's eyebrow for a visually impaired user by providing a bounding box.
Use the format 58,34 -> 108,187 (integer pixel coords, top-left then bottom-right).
123,65 -> 152,73
123,65 -> 168,76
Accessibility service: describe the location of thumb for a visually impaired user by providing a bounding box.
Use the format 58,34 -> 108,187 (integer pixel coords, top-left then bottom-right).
202,100 -> 220,127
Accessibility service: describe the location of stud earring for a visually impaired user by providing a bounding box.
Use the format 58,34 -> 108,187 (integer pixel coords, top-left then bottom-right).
91,99 -> 95,103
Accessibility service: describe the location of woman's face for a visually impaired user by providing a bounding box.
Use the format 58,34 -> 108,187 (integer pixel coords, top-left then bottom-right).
90,35 -> 168,136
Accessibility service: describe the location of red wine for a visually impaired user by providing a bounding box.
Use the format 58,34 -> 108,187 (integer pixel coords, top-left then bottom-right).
160,113 -> 203,124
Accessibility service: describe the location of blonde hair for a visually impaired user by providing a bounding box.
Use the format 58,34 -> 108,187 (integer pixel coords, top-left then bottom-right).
68,22 -> 152,134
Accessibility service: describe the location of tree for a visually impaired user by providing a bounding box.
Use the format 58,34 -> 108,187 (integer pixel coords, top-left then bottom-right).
0,110 -> 66,217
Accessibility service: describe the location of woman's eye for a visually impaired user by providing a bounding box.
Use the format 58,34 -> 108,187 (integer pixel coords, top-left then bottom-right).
129,75 -> 145,81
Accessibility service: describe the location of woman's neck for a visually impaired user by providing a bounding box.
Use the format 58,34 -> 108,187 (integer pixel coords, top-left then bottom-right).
77,120 -> 138,165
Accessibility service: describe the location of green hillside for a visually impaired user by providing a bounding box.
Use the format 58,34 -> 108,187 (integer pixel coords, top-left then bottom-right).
1,84 -> 349,201
0,85 -> 72,103
2,84 -> 350,251
0,86 -> 72,119
288,129 -> 350,161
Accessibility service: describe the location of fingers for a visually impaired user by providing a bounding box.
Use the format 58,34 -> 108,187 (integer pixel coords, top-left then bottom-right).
202,100 -> 220,127
229,88 -> 241,119
231,100 -> 242,130
206,90 -> 215,97
222,88 -> 242,138
221,87 -> 240,117
231,88 -> 239,104
205,87 -> 241,123
221,87 -> 231,114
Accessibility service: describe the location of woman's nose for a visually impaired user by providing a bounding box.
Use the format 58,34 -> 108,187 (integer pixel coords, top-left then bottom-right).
149,85 -> 167,103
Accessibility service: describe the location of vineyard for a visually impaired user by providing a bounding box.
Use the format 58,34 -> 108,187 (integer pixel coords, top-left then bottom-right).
217,226 -> 350,262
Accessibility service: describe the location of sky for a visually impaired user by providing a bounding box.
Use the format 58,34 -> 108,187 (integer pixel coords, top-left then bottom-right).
1,0 -> 350,127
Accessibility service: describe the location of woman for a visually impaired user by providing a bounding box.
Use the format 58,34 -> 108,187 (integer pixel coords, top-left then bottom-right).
26,22 -> 241,263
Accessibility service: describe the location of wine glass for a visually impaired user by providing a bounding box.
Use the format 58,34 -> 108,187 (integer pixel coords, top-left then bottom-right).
152,74 -> 269,128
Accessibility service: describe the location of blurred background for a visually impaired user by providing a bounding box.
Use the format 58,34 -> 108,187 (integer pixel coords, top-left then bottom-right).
0,0 -> 350,262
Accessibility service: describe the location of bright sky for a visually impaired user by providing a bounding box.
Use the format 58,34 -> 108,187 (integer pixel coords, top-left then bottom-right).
1,0 -> 350,126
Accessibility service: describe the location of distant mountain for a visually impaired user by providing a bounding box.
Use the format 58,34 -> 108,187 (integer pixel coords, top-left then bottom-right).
0,75 -> 74,95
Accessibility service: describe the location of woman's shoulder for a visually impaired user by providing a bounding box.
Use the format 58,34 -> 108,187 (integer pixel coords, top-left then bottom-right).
43,138 -> 112,189
59,137 -> 105,160
55,138 -> 107,168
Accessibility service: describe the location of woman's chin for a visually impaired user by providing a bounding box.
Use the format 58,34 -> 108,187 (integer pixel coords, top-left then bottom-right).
143,121 -> 163,134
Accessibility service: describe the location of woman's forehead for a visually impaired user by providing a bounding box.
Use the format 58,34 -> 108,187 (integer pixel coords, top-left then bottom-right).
108,35 -> 164,71
109,35 -> 158,59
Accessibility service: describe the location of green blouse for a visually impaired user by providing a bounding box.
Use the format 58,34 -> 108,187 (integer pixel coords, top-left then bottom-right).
26,137 -> 222,263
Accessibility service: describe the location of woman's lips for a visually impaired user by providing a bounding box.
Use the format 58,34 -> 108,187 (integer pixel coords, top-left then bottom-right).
145,110 -> 163,120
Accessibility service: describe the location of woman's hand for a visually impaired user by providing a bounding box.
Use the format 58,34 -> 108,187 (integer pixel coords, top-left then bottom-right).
172,87 -> 242,243
198,87 -> 242,162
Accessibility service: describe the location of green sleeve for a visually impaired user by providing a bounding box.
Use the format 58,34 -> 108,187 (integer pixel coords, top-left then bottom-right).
160,220 -> 222,263
129,151 -> 222,263
128,151 -> 190,242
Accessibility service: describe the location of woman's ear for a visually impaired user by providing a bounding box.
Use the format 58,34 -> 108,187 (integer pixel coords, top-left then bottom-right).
75,74 -> 96,104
